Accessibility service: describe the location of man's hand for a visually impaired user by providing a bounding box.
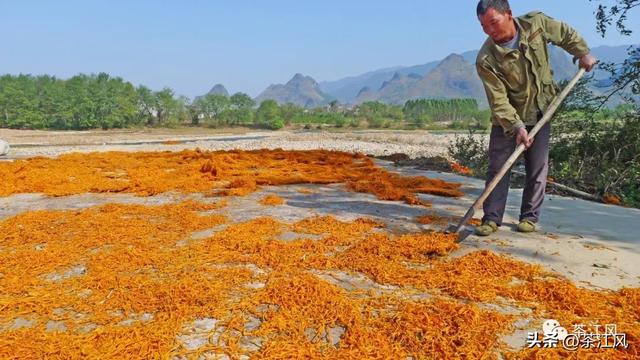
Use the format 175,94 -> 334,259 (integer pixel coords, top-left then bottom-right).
516,127 -> 533,149
579,53 -> 597,72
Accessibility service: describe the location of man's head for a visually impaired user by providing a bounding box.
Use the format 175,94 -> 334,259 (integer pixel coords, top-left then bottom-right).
477,0 -> 516,43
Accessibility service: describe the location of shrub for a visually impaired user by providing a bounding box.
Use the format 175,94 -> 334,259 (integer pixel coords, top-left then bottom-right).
368,116 -> 385,128
349,118 -> 362,128
268,118 -> 285,130
447,128 -> 489,178
550,110 -> 640,207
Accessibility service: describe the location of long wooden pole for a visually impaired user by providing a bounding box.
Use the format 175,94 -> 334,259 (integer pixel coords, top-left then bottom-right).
449,68 -> 586,239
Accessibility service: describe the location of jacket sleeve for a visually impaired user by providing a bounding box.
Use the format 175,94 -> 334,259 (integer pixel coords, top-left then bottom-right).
476,59 -> 525,136
539,13 -> 590,60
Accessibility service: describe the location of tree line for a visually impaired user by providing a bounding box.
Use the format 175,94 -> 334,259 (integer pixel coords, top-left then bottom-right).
0,73 -> 248,130
0,72 -> 491,131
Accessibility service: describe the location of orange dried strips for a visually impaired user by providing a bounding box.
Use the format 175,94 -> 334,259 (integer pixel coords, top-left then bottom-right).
416,213 -> 448,226
603,193 -> 622,205
0,205 -> 638,359
259,195 -> 285,206
449,161 -> 473,175
0,149 -> 462,205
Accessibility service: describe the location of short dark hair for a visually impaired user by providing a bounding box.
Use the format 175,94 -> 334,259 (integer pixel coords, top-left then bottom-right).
476,0 -> 511,17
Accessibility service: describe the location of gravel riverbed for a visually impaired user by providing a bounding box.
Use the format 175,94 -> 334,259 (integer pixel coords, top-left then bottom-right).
0,129 -> 486,160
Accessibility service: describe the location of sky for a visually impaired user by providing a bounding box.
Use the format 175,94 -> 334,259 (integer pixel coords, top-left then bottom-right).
1,0 -> 639,98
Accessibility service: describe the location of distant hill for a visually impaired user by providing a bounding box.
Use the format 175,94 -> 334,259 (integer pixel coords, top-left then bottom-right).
354,72 -> 421,105
321,50 -> 480,105
255,73 -> 334,108
320,44 -> 634,106
318,66 -> 405,105
206,84 -> 229,97
353,54 -> 486,107
409,54 -> 486,104
194,83 -> 229,101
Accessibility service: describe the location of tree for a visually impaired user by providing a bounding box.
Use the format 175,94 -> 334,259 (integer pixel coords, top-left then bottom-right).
230,92 -> 255,109
593,0 -> 640,104
0,73 -> 178,130
136,85 -> 156,125
594,0 -> 639,36
358,101 -> 387,118
403,98 -> 479,123
187,99 -> 202,126
174,95 -> 191,125
195,94 -> 230,126
256,100 -> 282,129
542,1 -> 640,206
328,100 -> 339,112
154,88 -> 181,126
279,103 -> 303,125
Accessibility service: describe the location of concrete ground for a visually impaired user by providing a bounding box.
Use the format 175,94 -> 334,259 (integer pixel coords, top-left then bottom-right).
393,165 -> 640,291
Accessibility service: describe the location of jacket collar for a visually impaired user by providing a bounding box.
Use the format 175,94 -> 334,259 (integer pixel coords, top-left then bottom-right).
486,16 -> 533,61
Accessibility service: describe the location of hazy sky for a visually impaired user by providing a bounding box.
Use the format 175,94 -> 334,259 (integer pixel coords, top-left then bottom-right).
1,0 -> 638,98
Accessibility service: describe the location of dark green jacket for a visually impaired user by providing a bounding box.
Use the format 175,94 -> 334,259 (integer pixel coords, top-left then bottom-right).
476,11 -> 590,135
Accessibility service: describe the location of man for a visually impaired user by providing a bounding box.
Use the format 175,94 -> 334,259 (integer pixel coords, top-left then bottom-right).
474,0 -> 597,236
0,139 -> 8,156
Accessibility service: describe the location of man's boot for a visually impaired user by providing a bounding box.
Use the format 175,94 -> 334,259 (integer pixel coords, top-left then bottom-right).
475,220 -> 498,236
517,219 -> 536,233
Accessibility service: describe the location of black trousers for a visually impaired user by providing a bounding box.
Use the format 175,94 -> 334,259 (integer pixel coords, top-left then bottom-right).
482,122 -> 551,226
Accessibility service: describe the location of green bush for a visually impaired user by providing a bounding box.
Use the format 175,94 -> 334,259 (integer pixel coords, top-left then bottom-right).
368,116 -> 385,128
550,111 -> 640,207
268,118 -> 285,130
447,129 -> 489,178
414,114 -> 432,128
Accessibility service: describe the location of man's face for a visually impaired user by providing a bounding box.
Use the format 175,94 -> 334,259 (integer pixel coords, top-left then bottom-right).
479,7 -> 514,43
